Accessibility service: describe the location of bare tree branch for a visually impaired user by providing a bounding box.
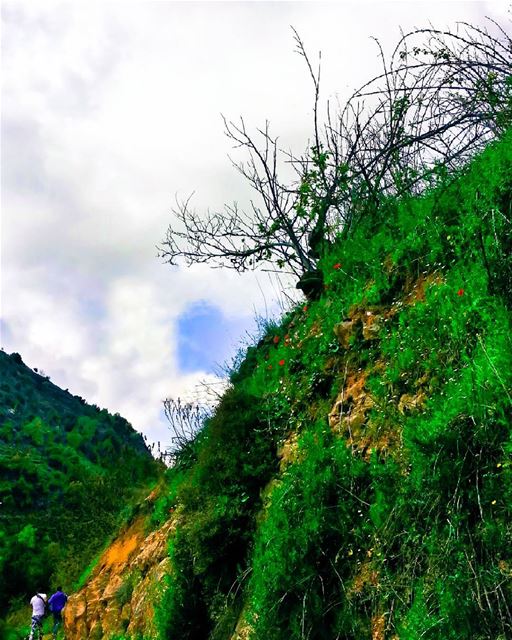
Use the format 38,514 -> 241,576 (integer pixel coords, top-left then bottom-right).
162,397 -> 212,463
159,18 -> 512,298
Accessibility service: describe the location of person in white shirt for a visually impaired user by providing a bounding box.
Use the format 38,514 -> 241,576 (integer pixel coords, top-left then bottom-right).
28,592 -> 47,640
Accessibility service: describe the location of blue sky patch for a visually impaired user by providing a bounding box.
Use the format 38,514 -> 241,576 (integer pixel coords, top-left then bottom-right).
177,301 -> 254,374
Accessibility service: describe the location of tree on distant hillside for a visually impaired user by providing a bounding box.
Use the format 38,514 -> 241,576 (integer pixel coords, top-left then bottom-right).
160,20 -> 512,298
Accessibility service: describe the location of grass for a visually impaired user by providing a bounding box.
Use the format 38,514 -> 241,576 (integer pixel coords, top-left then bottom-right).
152,128 -> 512,639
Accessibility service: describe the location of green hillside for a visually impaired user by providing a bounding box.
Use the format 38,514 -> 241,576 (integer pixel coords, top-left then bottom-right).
3,54 -> 511,640
151,130 -> 512,639
0,350 -> 159,613
4,130 -> 510,640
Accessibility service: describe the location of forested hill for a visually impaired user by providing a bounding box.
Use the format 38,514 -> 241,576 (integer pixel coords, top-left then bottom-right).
0,350 -> 148,456
0,349 -> 160,621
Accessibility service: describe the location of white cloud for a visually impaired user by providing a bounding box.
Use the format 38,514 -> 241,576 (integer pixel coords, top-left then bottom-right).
2,0 -> 500,448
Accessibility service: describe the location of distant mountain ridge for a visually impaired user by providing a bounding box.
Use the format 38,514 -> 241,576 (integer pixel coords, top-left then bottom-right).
0,350 -> 148,457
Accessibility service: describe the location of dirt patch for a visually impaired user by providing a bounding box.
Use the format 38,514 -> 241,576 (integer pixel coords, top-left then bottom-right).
277,431 -> 301,470
104,533 -> 141,568
371,613 -> 386,640
403,272 -> 444,306
96,516 -> 146,571
349,560 -> 380,595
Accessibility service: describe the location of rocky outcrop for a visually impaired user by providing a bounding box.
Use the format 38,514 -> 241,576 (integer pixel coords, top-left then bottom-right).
361,311 -> 383,341
64,512 -> 175,640
333,310 -> 384,348
328,370 -> 375,445
333,319 -> 356,349
329,289 -> 435,462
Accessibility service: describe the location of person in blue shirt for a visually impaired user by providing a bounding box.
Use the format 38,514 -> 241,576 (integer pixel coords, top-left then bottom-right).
48,587 -> 68,639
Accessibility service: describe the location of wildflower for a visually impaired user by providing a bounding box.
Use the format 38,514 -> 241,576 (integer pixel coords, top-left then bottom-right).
333,263 -> 342,270
492,499 -> 497,505
303,305 -> 308,312
273,335 -> 280,344
457,288 -> 464,296
278,359 -> 285,366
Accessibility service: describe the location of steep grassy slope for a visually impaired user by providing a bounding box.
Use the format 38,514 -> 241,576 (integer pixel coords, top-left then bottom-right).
153,131 -> 512,640
29,130 -> 511,640
0,350 -> 159,625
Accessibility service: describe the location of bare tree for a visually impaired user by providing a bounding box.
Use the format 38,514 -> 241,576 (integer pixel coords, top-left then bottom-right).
325,20 -> 512,217
159,19 -> 512,298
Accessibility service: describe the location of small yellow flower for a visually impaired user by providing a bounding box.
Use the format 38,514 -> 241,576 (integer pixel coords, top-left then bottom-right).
491,500 -> 497,505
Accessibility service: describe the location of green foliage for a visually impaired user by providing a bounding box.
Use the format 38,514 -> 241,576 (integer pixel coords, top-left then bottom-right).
74,550 -> 103,591
157,385 -> 281,639
155,129 -> 512,639
115,572 -> 140,608
16,524 -> 36,549
248,423 -> 372,639
6,127 -> 512,638
0,350 -> 160,614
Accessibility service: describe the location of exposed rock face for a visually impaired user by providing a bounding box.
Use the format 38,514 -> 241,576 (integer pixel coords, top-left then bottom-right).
277,430 -> 301,470
361,311 -> 383,341
332,273 -> 445,352
329,295 -> 433,462
64,513 -> 174,640
333,311 -> 384,348
328,370 -> 375,440
333,319 -> 356,349
398,391 -> 426,415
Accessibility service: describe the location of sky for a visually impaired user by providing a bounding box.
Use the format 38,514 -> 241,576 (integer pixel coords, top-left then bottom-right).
1,0 -> 510,449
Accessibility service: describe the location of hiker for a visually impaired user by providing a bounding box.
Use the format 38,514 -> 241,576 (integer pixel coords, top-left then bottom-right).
48,587 -> 68,639
28,592 -> 47,640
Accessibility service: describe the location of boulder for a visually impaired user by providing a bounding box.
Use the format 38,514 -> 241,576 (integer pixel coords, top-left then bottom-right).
296,270 -> 324,300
